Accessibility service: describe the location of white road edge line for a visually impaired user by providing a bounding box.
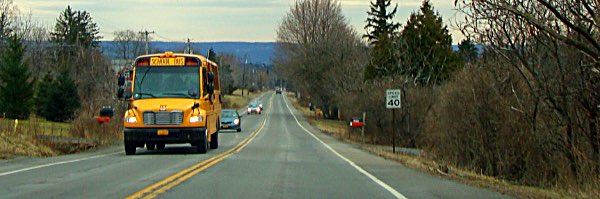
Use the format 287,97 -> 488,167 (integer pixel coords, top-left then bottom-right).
0,151 -> 122,177
282,95 -> 408,199
1,93 -> 269,177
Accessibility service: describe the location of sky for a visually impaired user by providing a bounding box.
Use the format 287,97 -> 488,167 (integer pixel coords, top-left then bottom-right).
14,0 -> 464,43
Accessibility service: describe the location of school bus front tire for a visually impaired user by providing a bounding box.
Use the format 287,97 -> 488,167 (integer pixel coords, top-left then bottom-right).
196,130 -> 208,154
125,141 -> 136,155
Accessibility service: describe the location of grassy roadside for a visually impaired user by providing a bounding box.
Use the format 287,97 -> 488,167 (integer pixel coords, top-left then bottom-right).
287,94 -> 595,199
0,117 -> 76,159
223,89 -> 263,109
1,89 -> 265,160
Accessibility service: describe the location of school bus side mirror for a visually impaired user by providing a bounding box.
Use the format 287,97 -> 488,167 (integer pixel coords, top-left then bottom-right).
118,75 -> 125,86
207,84 -> 214,95
207,72 -> 215,83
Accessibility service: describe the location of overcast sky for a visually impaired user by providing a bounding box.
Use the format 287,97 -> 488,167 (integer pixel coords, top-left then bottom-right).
14,0 -> 464,43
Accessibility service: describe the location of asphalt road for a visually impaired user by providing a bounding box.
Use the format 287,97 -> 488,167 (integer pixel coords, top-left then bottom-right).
0,92 -> 512,199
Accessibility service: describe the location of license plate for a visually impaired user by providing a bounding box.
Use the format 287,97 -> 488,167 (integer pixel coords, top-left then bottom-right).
157,129 -> 169,136
150,57 -> 185,66
223,125 -> 229,128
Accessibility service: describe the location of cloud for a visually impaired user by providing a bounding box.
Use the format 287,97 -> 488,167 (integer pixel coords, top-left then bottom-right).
14,0 -> 464,43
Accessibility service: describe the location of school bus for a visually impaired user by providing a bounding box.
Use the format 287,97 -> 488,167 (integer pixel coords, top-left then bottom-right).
117,52 -> 222,155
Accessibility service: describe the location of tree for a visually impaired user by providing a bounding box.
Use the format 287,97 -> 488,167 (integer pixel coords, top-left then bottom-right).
364,0 -> 400,45
112,30 -> 144,61
399,0 -> 461,85
276,0 -> 364,119
38,67 -> 80,122
34,72 -> 53,117
0,33 -> 33,119
363,0 -> 401,80
457,38 -> 478,63
456,0 -> 600,185
50,6 -> 101,51
0,0 -> 15,43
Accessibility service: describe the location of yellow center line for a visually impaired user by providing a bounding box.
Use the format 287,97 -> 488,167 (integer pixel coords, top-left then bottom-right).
126,93 -> 275,199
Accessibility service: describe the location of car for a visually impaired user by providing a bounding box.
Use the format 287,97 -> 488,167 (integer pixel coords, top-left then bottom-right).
275,88 -> 282,94
247,102 -> 262,114
220,109 -> 242,132
255,100 -> 263,112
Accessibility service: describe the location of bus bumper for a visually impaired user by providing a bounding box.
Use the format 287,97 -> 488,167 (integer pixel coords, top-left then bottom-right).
124,128 -> 206,144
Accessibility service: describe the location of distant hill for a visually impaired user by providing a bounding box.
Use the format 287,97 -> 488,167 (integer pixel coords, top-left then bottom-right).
101,41 -> 470,65
100,41 -> 276,64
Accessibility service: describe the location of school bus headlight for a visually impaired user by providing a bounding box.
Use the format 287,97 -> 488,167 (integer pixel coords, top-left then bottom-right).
126,116 -> 138,123
190,116 -> 203,123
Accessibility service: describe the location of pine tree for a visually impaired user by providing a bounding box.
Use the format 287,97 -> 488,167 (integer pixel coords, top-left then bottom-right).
34,72 -> 53,118
50,6 -> 101,51
363,0 -> 401,80
0,34 -> 34,119
399,0 -> 462,85
458,38 -> 478,63
39,68 -> 80,122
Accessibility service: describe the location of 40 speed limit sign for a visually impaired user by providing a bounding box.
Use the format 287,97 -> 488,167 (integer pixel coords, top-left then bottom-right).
386,89 -> 401,109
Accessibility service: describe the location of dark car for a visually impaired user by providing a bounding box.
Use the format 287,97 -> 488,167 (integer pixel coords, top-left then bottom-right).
221,109 -> 242,132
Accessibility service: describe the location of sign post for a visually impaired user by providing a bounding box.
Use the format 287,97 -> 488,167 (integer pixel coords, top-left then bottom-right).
386,89 -> 401,153
361,112 -> 366,146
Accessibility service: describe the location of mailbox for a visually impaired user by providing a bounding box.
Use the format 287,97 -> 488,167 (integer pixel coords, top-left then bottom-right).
349,116 -> 364,127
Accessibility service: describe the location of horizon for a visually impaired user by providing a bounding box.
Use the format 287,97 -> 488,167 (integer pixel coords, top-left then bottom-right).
15,0 -> 465,44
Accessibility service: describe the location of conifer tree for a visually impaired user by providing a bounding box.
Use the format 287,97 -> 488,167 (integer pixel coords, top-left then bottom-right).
0,34 -> 34,119
363,0 -> 401,80
38,68 -> 80,122
51,6 -> 101,50
399,0 -> 461,85
458,38 -> 478,63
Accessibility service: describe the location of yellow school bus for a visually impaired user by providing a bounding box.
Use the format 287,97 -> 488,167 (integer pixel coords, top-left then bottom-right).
118,52 -> 222,155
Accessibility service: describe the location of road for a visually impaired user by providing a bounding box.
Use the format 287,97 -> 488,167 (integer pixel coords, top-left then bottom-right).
0,92 -> 512,199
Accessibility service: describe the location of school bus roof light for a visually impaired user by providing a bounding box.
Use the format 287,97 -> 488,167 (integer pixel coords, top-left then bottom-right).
136,58 -> 149,66
185,57 -> 199,66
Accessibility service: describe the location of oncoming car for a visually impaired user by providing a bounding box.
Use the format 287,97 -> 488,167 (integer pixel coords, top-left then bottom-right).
247,102 -> 262,114
220,109 -> 241,132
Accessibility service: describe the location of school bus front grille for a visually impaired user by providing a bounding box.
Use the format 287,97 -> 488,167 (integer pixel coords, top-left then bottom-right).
143,111 -> 183,125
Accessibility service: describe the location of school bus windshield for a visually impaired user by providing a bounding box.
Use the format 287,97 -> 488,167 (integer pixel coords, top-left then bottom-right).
133,66 -> 200,99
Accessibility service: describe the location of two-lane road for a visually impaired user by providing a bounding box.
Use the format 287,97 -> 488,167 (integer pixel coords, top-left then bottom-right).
0,92 -> 512,199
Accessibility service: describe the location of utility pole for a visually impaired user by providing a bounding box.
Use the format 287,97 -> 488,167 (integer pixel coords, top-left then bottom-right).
186,38 -> 193,54
241,54 -> 248,96
139,30 -> 155,54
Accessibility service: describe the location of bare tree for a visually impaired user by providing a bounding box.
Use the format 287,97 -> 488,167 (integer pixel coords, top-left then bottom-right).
275,0 -> 365,119
0,0 -> 16,42
454,0 -> 599,186
112,30 -> 144,61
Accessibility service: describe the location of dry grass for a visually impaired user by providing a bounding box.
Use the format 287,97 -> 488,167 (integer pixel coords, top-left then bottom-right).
288,95 -> 597,199
0,116 -> 109,159
223,89 -> 262,109
0,119 -> 58,159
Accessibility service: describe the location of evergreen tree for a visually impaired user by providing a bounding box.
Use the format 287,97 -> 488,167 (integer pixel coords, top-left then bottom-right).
399,0 -> 462,85
39,68 -> 80,122
458,38 -> 478,63
34,72 -> 53,118
363,0 -> 401,80
207,48 -> 219,64
0,34 -> 34,119
220,64 -> 235,95
50,6 -> 101,51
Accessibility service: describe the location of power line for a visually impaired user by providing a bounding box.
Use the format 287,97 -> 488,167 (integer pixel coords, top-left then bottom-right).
139,30 -> 155,54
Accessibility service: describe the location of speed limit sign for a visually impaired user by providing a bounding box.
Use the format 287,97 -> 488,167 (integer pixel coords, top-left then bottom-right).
386,89 -> 401,109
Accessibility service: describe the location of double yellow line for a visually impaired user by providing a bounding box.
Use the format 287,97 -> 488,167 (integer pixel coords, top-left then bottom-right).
126,93 -> 274,199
